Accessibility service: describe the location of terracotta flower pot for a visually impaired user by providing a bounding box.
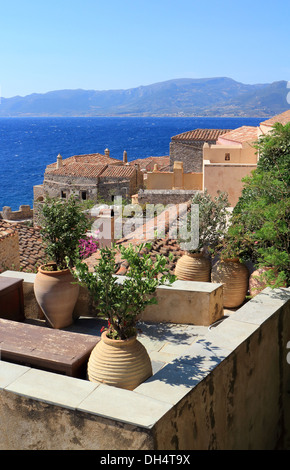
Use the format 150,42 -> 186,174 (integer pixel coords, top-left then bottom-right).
34,264 -> 79,329
211,258 -> 249,308
87,331 -> 153,390
175,252 -> 211,282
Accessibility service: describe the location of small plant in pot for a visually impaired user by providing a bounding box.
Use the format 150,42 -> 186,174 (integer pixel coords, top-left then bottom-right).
34,196 -> 90,329
175,190 -> 230,282
71,242 -> 176,390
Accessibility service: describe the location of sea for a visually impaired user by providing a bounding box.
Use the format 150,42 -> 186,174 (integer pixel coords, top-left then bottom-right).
0,116 -> 263,210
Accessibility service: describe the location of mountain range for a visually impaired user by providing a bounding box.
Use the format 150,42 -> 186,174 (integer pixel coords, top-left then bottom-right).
0,77 -> 289,117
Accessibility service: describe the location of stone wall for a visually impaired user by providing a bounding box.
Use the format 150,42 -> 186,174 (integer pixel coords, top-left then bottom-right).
0,227 -> 20,271
138,189 -> 200,205
42,175 -> 99,201
170,140 -> 218,173
1,206 -> 33,221
98,176 -> 138,202
203,163 -> 257,207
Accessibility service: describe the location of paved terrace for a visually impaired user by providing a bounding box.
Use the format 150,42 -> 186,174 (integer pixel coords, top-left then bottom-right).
0,274 -> 289,449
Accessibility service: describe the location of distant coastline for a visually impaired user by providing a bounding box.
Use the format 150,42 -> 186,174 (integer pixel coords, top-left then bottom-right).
0,77 -> 288,118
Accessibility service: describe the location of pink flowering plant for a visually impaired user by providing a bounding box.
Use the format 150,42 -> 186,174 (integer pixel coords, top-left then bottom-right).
78,234 -> 99,259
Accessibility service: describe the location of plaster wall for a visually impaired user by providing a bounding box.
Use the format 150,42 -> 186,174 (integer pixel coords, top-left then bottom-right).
146,171 -> 202,191
203,163 -> 256,207
152,288 -> 290,450
203,143 -> 257,164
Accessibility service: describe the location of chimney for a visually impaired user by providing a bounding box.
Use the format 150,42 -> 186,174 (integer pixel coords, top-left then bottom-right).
105,148 -> 110,158
57,154 -> 63,169
123,150 -> 128,164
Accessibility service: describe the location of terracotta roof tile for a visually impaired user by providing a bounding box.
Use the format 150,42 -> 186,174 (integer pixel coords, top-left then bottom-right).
47,163 -> 107,178
260,110 -> 290,127
99,165 -> 137,178
129,156 -> 170,171
217,126 -> 258,145
171,129 -> 230,142
0,221 -> 45,272
47,153 -> 122,169
84,201 -> 191,275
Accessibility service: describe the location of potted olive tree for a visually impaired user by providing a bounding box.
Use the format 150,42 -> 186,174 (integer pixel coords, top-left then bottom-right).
175,190 -> 229,282
71,242 -> 176,390
34,196 -> 90,329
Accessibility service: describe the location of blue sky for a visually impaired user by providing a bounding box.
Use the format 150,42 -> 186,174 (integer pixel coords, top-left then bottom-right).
1,0 -> 290,98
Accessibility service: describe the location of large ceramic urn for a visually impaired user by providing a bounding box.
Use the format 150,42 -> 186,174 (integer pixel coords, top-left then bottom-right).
87,332 -> 153,390
175,252 -> 211,282
34,264 -> 79,329
211,258 -> 249,308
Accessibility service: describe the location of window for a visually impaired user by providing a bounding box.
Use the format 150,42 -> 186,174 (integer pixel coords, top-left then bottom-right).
81,191 -> 87,201
225,153 -> 230,161
61,191 -> 67,199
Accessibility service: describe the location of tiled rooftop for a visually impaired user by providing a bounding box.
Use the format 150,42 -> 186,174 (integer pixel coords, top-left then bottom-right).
85,202 -> 191,275
0,221 -> 45,272
171,129 -> 230,142
129,156 -> 170,171
47,163 -> 108,178
99,165 -> 137,178
47,153 -> 122,169
217,126 -> 258,145
260,110 -> 290,127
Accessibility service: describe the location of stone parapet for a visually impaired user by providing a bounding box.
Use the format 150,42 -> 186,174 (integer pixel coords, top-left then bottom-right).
138,189 -> 201,205
1,205 -> 33,221
0,286 -> 289,449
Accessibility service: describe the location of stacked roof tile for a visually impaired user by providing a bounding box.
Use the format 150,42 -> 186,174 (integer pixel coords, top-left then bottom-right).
260,110 -> 290,127
171,129 -> 230,142
129,156 -> 170,171
99,165 -> 138,178
217,126 -> 258,145
0,221 -> 45,272
47,163 -> 108,178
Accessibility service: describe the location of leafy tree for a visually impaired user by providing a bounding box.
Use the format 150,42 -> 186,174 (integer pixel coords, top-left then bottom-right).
228,122 -> 290,286
40,196 -> 90,269
72,243 -> 176,340
180,189 -> 230,254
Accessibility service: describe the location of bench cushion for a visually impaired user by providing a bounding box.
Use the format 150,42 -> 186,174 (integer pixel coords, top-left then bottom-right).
0,319 -> 99,378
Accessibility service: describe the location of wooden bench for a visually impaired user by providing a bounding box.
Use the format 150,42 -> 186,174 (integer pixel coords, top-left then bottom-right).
0,319 -> 100,379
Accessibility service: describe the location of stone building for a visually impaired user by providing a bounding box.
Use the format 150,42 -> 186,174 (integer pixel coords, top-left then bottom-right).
34,149 -> 143,205
170,128 -> 230,173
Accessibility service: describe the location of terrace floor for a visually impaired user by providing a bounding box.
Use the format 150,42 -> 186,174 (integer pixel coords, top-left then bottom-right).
26,312 -> 231,378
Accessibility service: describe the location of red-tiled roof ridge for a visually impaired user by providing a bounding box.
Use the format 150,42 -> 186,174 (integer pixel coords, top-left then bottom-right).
46,163 -> 108,178
47,152 -> 122,168
171,129 -> 230,142
84,201 -> 191,275
260,110 -> 290,127
217,126 -> 258,144
99,165 -> 137,178
129,156 -> 170,170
